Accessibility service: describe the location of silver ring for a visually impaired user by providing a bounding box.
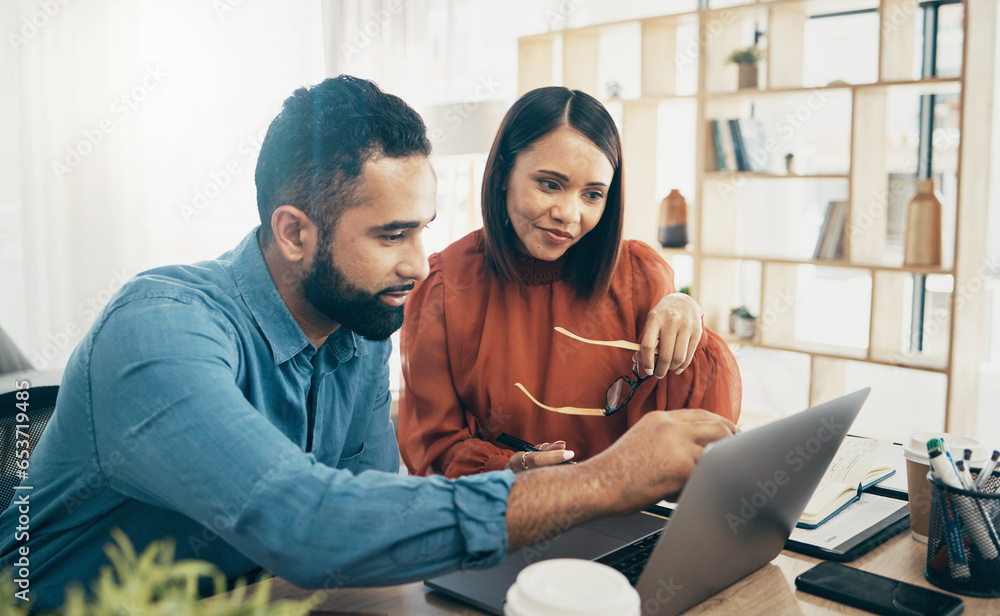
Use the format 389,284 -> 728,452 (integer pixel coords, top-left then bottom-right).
521,453 -> 529,471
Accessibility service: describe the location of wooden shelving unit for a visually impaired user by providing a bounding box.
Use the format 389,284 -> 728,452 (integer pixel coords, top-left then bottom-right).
518,0 -> 996,433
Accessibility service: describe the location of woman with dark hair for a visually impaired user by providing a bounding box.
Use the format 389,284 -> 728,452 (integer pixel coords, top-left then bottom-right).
399,87 -> 741,478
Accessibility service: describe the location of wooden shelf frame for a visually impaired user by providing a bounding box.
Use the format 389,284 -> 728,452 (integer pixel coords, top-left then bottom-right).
703,77 -> 961,100
696,252 -> 955,276
518,0 -> 994,433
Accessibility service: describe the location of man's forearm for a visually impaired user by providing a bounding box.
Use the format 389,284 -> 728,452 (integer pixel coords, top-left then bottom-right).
503,409 -> 738,550
505,461 -> 618,550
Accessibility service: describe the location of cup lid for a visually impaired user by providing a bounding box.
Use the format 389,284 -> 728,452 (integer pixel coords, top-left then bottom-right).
902,432 -> 988,464
504,559 -> 639,616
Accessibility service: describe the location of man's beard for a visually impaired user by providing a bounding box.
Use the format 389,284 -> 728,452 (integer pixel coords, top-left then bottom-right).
303,242 -> 408,342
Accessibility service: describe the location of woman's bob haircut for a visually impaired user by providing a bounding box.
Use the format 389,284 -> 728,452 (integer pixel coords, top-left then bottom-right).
480,86 -> 624,302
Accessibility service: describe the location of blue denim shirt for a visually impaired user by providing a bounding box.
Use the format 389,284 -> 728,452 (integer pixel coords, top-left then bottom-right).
0,229 -> 513,610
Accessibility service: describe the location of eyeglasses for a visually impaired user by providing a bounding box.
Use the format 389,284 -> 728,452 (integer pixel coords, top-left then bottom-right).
515,327 -> 652,417
605,360 -> 654,415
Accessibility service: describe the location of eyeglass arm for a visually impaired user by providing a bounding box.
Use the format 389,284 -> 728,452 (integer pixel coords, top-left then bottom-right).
554,327 -> 641,352
514,383 -> 606,416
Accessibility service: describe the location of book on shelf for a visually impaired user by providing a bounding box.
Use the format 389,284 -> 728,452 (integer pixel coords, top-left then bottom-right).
812,200 -> 847,260
727,119 -> 748,171
797,435 -> 896,529
733,118 -> 769,173
709,120 -> 727,171
717,118 -> 769,173
715,118 -> 738,171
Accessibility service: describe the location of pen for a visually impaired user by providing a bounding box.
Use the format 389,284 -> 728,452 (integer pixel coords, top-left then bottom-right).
497,432 -> 576,465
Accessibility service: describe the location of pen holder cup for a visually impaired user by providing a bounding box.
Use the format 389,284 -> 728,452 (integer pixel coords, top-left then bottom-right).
925,470 -> 1000,597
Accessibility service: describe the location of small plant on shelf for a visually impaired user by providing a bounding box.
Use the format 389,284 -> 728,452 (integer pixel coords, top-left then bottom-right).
729,306 -> 757,340
726,45 -> 764,89
726,45 -> 764,66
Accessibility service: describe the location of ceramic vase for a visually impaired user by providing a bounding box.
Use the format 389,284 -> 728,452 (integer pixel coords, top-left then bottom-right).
658,189 -> 688,248
903,179 -> 943,267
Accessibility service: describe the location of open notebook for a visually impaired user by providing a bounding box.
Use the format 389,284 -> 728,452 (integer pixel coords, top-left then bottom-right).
797,435 -> 895,529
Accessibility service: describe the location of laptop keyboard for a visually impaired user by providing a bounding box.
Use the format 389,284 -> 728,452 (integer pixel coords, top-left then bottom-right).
595,529 -> 664,585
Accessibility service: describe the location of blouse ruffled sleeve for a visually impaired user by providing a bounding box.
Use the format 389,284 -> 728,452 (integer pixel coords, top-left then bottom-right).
398,253 -> 513,478
628,241 -> 742,424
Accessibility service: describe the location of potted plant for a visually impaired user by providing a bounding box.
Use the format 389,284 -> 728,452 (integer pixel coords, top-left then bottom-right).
726,45 -> 764,89
729,305 -> 756,340
1,530 -> 319,615
784,152 -> 795,174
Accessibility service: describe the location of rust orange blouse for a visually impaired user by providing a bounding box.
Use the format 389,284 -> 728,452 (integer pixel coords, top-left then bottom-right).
399,230 -> 741,478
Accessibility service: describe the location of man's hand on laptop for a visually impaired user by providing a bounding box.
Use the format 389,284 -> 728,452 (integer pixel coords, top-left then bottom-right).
504,409 -> 735,550
588,409 -> 737,510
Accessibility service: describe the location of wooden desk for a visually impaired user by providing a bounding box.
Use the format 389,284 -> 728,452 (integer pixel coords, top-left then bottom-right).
262,532 -> 1000,615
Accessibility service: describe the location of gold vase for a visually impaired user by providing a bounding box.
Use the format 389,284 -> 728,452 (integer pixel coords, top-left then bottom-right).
658,189 -> 688,248
903,179 -> 943,267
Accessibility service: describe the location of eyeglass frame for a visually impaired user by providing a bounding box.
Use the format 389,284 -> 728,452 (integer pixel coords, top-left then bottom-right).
514,327 -> 659,417
604,359 -> 654,416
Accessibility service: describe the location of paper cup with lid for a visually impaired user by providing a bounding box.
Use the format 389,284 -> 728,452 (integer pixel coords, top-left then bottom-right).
903,432 -> 988,542
504,558 -> 640,616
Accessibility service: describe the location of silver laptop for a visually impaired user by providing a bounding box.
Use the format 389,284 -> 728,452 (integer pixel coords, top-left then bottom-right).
426,388 -> 871,616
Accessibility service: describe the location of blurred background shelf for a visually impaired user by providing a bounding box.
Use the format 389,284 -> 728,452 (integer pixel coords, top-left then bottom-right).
519,0 -> 994,437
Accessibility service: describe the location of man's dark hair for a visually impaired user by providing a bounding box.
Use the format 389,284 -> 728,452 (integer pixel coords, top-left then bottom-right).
481,86 -> 624,302
255,75 -> 432,245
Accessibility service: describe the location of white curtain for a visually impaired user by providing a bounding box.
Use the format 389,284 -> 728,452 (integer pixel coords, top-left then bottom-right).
0,0 -> 584,374
0,0 -> 326,371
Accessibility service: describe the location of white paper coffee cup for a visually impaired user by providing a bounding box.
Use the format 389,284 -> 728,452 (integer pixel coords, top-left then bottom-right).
504,559 -> 640,616
902,432 -> 987,542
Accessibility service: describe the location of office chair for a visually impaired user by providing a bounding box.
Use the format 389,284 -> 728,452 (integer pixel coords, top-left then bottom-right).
0,325 -> 31,375
0,384 -> 58,509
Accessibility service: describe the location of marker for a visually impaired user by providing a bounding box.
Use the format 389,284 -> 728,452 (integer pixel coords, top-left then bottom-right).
974,450 -> 1000,491
929,450 -> 1000,562
956,459 -> 974,491
928,438 -> 960,476
937,487 -> 971,580
962,449 -> 975,487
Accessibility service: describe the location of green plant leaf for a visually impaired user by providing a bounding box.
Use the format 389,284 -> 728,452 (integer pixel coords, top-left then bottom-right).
0,531 -> 322,615
726,45 -> 764,65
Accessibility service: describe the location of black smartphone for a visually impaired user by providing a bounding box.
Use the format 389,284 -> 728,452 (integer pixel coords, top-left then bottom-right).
794,562 -> 964,616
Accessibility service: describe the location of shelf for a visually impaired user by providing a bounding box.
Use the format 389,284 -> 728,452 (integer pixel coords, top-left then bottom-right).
658,246 -> 695,256
705,77 -> 961,101
722,336 -> 949,374
855,77 -> 962,96
700,253 -> 955,276
703,171 -> 848,180
706,84 -> 852,101
521,0 -> 993,433
706,0 -> 879,18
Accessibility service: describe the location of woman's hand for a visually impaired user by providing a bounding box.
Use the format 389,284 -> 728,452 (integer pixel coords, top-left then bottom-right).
637,292 -> 704,378
504,441 -> 575,473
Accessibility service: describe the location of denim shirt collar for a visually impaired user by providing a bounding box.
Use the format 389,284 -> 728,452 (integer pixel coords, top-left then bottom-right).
231,228 -> 368,365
